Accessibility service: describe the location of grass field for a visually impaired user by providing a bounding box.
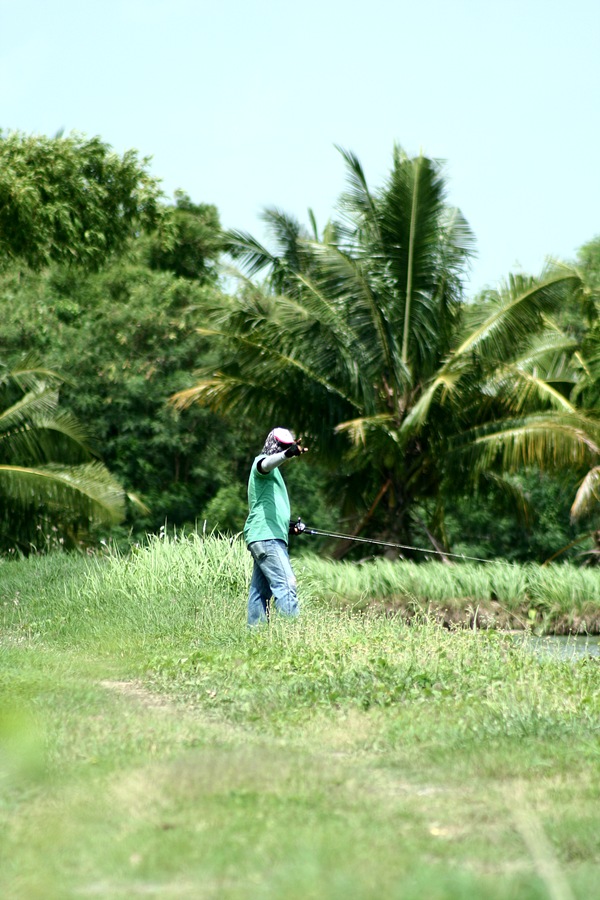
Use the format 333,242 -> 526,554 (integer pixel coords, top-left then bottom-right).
1,534 -> 600,899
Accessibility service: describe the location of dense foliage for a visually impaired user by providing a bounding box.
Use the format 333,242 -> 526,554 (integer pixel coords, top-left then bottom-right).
0,131 -> 164,271
0,194 -> 339,548
1,131 -> 599,560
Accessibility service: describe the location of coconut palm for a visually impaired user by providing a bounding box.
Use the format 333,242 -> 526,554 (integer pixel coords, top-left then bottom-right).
567,325 -> 600,523
0,357 -> 125,551
174,147 -> 594,552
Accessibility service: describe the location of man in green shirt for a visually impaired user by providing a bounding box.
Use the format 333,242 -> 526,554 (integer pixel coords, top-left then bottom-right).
244,427 -> 308,626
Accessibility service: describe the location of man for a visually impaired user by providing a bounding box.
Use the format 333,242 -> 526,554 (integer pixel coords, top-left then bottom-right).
243,427 -> 308,626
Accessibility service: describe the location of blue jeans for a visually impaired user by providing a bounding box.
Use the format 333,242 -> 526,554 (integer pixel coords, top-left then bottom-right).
247,539 -> 299,626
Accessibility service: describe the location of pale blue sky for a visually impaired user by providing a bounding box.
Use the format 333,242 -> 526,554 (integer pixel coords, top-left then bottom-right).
1,0 -> 599,295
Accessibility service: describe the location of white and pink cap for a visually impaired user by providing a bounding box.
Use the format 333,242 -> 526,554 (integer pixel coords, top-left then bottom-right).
272,427 -> 295,445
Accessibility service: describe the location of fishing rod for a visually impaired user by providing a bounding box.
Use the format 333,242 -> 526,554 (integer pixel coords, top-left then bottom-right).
292,519 -> 496,565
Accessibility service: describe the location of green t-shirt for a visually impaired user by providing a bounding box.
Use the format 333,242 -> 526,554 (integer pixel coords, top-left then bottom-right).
243,456 -> 290,545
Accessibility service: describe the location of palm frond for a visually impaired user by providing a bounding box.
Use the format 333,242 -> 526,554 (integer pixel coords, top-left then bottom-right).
481,472 -> 532,528
302,243 -> 404,393
0,384 -> 61,430
4,357 -> 67,392
400,371 -> 460,433
260,207 -> 308,266
334,414 -> 397,447
176,322 -> 356,406
335,145 -> 380,237
438,206 -> 478,263
481,364 -> 578,416
185,273 -> 376,422
223,229 -> 281,280
0,386 -> 95,466
374,152 -> 473,374
224,210 -> 314,293
0,461 -> 125,524
571,466 -> 600,521
459,414 -> 599,473
307,208 -> 319,241
0,359 -> 127,544
456,272 -> 581,363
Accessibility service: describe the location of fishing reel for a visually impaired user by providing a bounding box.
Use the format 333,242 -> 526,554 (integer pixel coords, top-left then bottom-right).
288,516 -> 306,536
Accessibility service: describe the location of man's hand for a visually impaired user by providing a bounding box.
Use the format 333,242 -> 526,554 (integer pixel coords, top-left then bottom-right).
284,438 -> 308,458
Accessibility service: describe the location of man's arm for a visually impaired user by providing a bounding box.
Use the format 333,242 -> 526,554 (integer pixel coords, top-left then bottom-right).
257,440 -> 308,474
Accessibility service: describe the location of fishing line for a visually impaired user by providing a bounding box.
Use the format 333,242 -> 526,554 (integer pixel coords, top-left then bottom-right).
300,524 -> 498,565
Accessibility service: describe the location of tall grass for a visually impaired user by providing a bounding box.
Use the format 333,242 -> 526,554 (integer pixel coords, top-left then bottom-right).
4,534 -> 600,642
2,532 -> 251,645
4,533 -> 598,735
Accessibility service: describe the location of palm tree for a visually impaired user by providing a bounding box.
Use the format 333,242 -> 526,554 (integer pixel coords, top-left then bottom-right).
0,357 -> 125,551
173,147 -> 595,553
564,341 -> 600,525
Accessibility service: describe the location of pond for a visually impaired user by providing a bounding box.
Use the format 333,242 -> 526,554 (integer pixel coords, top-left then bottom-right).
512,633 -> 600,660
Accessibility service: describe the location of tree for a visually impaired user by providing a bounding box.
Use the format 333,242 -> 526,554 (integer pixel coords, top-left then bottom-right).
564,236 -> 600,526
146,190 -> 223,281
0,357 -> 125,551
0,128 -> 167,549
0,130 -> 164,271
172,146 -> 595,555
0,235 -> 276,540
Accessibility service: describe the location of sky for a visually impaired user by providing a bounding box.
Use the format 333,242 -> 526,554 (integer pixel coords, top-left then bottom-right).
1,0 -> 599,296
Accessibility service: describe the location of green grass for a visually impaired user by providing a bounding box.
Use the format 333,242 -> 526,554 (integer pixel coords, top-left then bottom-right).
1,535 -> 600,899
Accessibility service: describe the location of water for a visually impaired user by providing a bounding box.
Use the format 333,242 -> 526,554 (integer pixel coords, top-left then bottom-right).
513,633 -> 600,660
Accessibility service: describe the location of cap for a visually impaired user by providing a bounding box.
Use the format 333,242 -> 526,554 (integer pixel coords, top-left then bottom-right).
272,427 -> 295,445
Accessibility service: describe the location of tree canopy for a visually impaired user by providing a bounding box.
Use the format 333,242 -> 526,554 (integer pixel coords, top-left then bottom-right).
0,130 -> 164,271
146,190 -> 223,281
